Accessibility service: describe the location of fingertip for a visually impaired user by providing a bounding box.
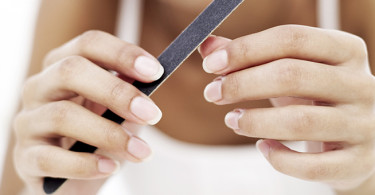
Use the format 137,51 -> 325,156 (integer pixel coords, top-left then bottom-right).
199,35 -> 231,58
257,139 -> 290,159
98,157 -> 120,174
256,139 -> 270,159
127,136 -> 152,160
134,56 -> 164,81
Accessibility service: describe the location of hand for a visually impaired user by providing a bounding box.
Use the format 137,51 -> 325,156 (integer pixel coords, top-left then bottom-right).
13,30 -> 163,195
199,25 -> 375,191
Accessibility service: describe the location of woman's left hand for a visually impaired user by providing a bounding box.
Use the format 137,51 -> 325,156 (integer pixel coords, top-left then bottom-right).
199,25 -> 375,191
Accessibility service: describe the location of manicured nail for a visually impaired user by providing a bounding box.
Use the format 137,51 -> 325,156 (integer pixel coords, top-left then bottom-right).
130,96 -> 162,125
203,49 -> 228,73
225,110 -> 243,130
256,139 -> 270,159
127,137 -> 152,160
98,158 -> 120,174
204,80 -> 222,102
134,56 -> 164,80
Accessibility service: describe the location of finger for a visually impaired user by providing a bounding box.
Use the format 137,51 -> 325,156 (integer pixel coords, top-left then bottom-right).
21,145 -> 119,179
16,101 -> 152,161
23,56 -> 162,125
256,140 -> 371,183
44,30 -> 164,82
202,25 -> 366,74
198,35 -> 231,58
224,106 -> 362,143
203,58 -> 363,104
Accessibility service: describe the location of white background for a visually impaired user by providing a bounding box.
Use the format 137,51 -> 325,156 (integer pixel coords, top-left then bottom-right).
0,0 -> 40,181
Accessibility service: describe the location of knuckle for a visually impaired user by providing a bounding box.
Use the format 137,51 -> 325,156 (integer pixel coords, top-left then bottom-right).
13,111 -> 28,137
114,44 -> 137,69
48,101 -> 74,129
276,25 -> 308,53
303,163 -> 336,181
71,156 -> 93,177
35,151 -> 55,173
21,75 -> 38,103
273,61 -> 303,92
288,109 -> 314,134
102,124 -> 123,150
361,77 -> 375,104
43,48 -> 59,68
362,115 -> 375,140
77,30 -> 106,52
228,39 -> 251,63
108,82 -> 133,105
350,35 -> 368,60
222,75 -> 241,100
56,56 -> 89,82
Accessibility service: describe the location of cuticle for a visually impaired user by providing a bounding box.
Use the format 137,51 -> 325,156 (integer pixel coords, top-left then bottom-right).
214,76 -> 226,82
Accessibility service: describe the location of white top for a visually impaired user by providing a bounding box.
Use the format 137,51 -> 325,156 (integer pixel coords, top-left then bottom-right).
99,126 -> 334,195
99,0 -> 339,194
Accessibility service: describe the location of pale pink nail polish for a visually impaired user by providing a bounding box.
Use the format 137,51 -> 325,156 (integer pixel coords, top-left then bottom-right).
204,80 -> 222,102
98,158 -> 120,174
203,49 -> 228,73
225,110 -> 242,130
256,139 -> 270,159
127,137 -> 152,160
130,96 -> 162,125
134,56 -> 164,80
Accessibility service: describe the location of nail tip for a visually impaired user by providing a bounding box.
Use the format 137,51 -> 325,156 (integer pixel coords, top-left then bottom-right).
128,137 -> 152,160
135,56 -> 163,79
203,81 -> 222,103
202,57 -> 213,73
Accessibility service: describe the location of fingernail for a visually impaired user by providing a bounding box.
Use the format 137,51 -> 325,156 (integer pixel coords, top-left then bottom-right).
203,49 -> 228,73
134,56 -> 164,80
127,137 -> 152,160
256,139 -> 270,159
98,158 -> 120,174
130,96 -> 162,125
225,110 -> 243,130
204,80 -> 222,102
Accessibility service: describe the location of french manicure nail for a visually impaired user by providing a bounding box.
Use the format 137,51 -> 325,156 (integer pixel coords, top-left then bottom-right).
127,137 -> 152,160
130,96 -> 162,125
256,139 -> 270,159
225,110 -> 243,130
134,56 -> 164,80
98,158 -> 120,174
204,80 -> 223,102
203,49 -> 228,73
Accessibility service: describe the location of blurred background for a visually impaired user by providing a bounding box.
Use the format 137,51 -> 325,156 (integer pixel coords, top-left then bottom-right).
0,0 -> 342,188
0,1 -> 40,180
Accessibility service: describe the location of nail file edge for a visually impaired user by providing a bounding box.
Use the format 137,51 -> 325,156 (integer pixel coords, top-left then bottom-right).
42,0 -> 244,194
133,0 -> 244,96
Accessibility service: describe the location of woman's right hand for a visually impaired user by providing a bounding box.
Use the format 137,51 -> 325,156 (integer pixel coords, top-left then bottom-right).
13,30 -> 164,195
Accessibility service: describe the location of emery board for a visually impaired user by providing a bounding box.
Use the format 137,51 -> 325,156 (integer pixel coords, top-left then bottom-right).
43,0 -> 244,194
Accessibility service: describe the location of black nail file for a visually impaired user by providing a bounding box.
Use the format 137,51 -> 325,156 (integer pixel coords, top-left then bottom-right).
43,0 -> 244,193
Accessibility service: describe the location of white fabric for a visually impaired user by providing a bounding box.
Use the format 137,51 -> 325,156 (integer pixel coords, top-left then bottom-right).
115,0 -> 143,44
100,126 -> 334,195
99,0 -> 340,194
318,0 -> 340,30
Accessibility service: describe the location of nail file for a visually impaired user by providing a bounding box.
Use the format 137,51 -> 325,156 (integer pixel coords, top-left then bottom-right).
43,0 -> 244,193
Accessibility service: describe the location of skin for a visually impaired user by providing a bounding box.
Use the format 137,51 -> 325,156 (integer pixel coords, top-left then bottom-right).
2,0 -> 375,194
